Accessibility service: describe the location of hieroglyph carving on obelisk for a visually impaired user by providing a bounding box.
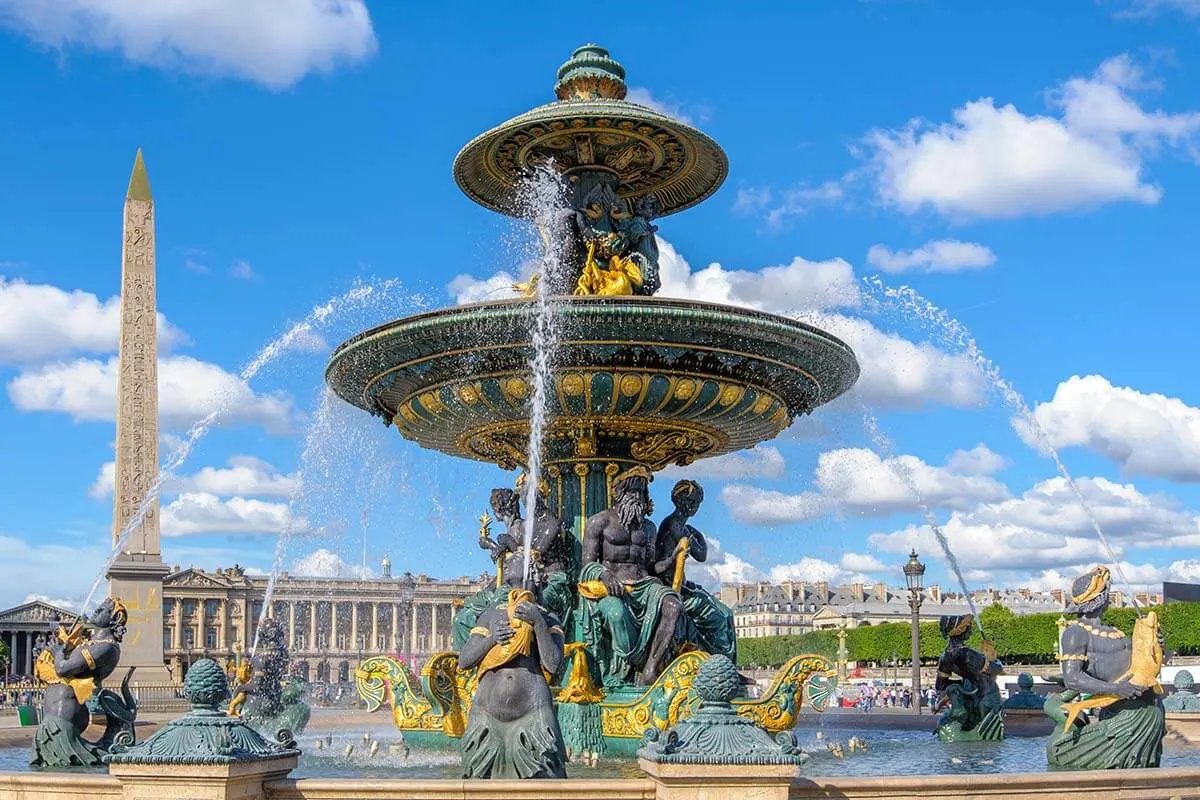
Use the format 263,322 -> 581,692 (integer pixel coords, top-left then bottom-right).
108,149 -> 171,682
112,148 -> 160,557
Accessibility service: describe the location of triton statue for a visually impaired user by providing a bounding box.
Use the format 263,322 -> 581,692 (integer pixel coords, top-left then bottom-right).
933,614 -> 1004,742
30,598 -> 138,767
1001,673 -> 1045,710
1044,565 -> 1165,769
654,480 -> 735,660
457,563 -> 567,778
233,618 -> 310,736
578,467 -> 684,687
1164,670 -> 1200,712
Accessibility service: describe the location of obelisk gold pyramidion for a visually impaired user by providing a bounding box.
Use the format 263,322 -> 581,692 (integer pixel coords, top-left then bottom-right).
107,149 -> 171,682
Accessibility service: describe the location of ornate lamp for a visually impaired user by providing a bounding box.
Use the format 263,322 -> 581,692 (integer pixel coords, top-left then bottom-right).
902,550 -> 925,714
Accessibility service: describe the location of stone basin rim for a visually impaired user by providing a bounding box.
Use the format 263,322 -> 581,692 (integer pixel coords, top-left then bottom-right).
327,295 -> 857,364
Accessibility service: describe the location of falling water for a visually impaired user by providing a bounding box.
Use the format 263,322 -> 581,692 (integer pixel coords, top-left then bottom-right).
860,407 -> 982,630
864,276 -> 1140,608
83,279 -> 403,613
515,166 -> 570,585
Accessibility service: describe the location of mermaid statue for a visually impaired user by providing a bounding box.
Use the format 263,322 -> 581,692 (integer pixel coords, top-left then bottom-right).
30,598 -> 138,767
933,614 -> 1004,741
1044,565 -> 1166,769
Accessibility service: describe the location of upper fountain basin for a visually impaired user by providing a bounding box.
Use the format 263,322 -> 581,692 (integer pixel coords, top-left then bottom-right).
325,296 -> 859,471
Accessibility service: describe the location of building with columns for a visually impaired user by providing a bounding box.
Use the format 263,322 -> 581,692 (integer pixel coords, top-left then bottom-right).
1,563 -> 487,684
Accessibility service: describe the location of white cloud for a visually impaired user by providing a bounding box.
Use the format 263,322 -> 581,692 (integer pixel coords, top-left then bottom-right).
1020,375 -> 1200,482
291,547 -> 373,579
862,55 -> 1200,218
0,0 -> 377,90
0,276 -> 185,364
946,444 -> 1008,476
0,534 -> 105,611
230,259 -> 255,280
447,270 -> 523,306
766,555 -> 878,586
91,455 -> 299,500
866,240 -> 997,274
21,594 -> 82,612
625,86 -> 695,125
869,475 -> 1200,574
7,354 -> 294,433
1119,0 -> 1200,17
661,446 -> 786,482
160,492 -> 300,537
722,445 -> 1009,525
839,552 -> 889,573
732,180 -> 847,228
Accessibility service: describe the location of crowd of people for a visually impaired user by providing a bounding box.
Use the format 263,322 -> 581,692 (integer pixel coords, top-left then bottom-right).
834,682 -> 938,711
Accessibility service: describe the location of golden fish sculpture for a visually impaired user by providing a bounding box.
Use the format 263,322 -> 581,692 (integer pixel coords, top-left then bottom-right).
1060,610 -> 1164,731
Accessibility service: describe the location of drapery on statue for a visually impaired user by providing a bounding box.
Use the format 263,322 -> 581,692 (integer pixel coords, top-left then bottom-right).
933,614 -> 1004,742
578,466 -> 684,687
653,480 -> 736,660
457,567 -> 567,778
30,598 -> 138,767
1044,565 -> 1166,770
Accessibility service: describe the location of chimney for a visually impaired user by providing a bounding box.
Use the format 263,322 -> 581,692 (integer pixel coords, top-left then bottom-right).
928,584 -> 942,604
873,582 -> 887,602
1050,588 -> 1065,606
815,581 -> 829,602
850,583 -> 865,602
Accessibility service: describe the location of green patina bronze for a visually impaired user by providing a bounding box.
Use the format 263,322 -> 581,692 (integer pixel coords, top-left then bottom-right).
933,615 -> 1005,742
105,658 -> 301,766
1164,670 -> 1200,712
637,655 -> 806,766
1002,673 -> 1046,710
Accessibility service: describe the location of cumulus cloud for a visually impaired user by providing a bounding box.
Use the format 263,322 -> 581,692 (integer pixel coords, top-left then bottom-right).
722,445 -> 1010,525
160,492 -> 300,537
1020,375 -> 1200,482
0,0 -> 377,90
0,276 -> 185,364
866,240 -> 997,274
765,553 -> 885,585
291,547 -> 373,579
90,455 -> 299,500
869,475 -> 1200,574
862,55 -> 1200,218
7,355 -> 294,432
447,270 -> 523,305
661,446 -> 786,482
625,86 -> 696,125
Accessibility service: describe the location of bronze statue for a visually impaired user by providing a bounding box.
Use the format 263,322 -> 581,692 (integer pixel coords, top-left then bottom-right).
457,562 -> 567,778
933,614 -> 1004,742
653,480 -> 735,659
453,489 -> 524,650
578,466 -> 683,687
30,598 -> 137,767
1044,565 -> 1165,769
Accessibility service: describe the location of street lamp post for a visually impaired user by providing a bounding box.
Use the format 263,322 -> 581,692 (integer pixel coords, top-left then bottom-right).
903,549 -> 926,715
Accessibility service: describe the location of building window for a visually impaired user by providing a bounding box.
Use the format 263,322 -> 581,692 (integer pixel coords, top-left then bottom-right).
205,628 -> 217,649
205,599 -> 220,617
183,599 -> 197,616
377,635 -> 387,651
183,628 -> 195,648
163,629 -> 172,650
317,634 -> 328,649
336,634 -> 348,650
294,635 -> 306,650
163,599 -> 174,616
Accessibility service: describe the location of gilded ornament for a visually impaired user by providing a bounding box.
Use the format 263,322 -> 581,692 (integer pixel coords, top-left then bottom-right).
561,373 -> 586,396
673,379 -> 697,401
751,394 -> 773,415
619,374 -> 643,396
719,385 -> 744,407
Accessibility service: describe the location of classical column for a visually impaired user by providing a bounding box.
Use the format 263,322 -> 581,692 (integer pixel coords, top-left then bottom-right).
172,602 -> 183,649
197,600 -> 208,652
350,603 -> 359,649
24,632 -> 33,675
430,603 -> 439,651
308,602 -> 318,650
331,603 -> 339,650
410,602 -> 419,654
370,603 -> 379,650
221,600 -> 231,650
390,604 -> 399,650
288,602 -> 297,649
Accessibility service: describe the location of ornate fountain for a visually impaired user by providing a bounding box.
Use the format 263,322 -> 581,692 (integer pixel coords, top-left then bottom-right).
330,44 -> 858,758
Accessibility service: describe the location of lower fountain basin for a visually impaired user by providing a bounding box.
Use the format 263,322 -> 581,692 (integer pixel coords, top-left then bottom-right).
325,296 -> 860,471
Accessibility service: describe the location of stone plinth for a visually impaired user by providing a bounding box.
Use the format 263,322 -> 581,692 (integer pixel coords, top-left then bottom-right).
265,778 -> 654,800
638,760 -> 797,800
0,772 -> 121,800
109,757 -> 297,800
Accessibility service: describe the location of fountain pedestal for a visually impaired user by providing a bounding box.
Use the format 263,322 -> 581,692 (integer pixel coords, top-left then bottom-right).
638,761 -> 798,800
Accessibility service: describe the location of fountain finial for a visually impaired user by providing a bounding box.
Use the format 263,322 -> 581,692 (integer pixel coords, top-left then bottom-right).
555,43 -> 627,101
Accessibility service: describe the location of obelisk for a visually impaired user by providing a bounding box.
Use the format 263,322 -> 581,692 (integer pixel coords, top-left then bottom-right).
107,149 -> 172,682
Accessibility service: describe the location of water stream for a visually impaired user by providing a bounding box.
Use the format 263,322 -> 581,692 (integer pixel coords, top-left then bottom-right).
514,167 -> 570,585
864,277 -> 1139,607
83,279 -> 404,614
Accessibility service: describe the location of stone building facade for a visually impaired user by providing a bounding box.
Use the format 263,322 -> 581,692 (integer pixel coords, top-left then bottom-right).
720,580 -> 1162,639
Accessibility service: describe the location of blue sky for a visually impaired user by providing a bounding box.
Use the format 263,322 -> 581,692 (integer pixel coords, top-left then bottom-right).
2,0 -> 1200,609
